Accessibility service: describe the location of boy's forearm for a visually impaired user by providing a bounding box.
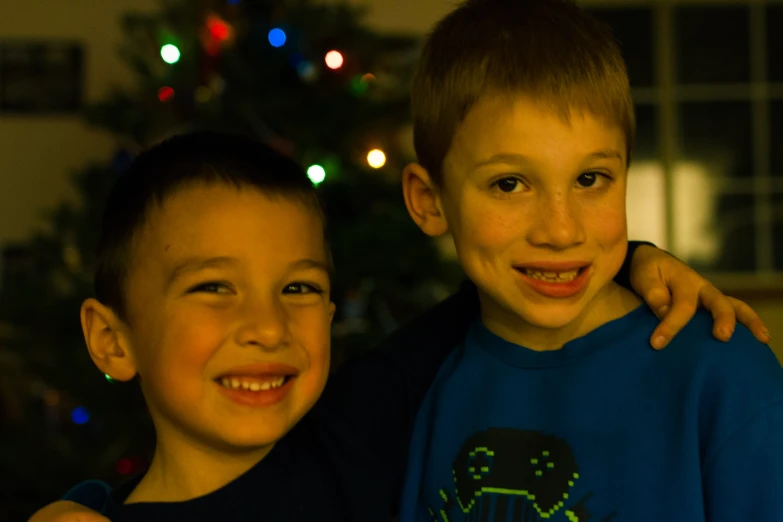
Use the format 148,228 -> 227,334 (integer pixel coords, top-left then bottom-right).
613,240 -> 654,291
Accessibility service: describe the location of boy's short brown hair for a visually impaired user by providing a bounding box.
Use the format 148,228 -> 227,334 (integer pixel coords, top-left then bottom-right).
412,0 -> 636,184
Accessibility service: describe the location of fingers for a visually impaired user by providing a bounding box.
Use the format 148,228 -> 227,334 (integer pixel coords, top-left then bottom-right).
698,284 -> 737,342
648,282 -> 699,350
643,287 -> 673,320
728,296 -> 771,344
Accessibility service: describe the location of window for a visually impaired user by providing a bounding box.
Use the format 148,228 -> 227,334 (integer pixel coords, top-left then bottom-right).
0,41 -> 83,114
586,1 -> 783,275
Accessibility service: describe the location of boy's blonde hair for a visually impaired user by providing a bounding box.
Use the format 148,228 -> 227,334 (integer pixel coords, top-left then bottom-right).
412,0 -> 636,184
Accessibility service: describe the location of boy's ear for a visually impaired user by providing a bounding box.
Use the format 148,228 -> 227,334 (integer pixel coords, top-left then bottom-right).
80,298 -> 138,382
402,163 -> 449,237
328,302 -> 336,323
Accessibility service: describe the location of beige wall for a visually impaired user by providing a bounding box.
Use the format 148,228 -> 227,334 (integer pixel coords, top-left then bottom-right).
0,0 -> 156,247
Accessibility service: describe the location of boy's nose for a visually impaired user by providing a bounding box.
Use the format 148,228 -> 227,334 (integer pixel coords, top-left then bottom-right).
527,193 -> 586,249
235,299 -> 289,351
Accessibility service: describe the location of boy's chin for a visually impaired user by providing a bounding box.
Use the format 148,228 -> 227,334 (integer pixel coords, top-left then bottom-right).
212,425 -> 292,455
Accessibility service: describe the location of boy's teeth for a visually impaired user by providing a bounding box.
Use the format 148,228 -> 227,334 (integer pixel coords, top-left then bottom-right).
219,376 -> 286,391
523,268 -> 579,282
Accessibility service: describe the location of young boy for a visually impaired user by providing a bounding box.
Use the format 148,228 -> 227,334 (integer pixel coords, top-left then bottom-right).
28,66 -> 770,522
398,0 -> 783,520
42,131 -> 497,522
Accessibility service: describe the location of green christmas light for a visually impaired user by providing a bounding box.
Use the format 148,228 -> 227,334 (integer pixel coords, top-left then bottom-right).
307,164 -> 326,185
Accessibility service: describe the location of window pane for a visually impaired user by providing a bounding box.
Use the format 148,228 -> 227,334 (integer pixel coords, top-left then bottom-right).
767,5 -> 783,82
775,195 -> 783,270
675,6 -> 750,84
772,101 -> 783,177
627,105 -> 664,248
633,104 -> 657,160
679,101 -> 753,179
711,194 -> 757,271
673,190 -> 756,271
587,8 -> 654,87
676,103 -> 755,271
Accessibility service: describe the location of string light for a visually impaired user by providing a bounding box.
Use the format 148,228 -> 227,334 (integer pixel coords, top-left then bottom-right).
268,28 -> 287,48
160,44 -> 181,64
367,149 -> 387,169
116,458 -> 133,475
325,50 -> 344,70
307,165 -> 326,185
71,407 -> 90,425
351,75 -> 369,96
297,61 -> 316,82
158,86 -> 175,102
194,86 -> 212,103
43,390 -> 60,407
207,15 -> 232,42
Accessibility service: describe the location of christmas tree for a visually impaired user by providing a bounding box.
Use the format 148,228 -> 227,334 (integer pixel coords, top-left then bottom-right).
0,1 -> 462,517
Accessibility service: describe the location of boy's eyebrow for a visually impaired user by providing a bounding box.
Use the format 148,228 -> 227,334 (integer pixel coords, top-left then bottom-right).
474,149 -> 624,168
289,259 -> 331,274
473,153 -> 535,168
166,257 -> 332,286
586,149 -> 624,162
167,256 -> 238,287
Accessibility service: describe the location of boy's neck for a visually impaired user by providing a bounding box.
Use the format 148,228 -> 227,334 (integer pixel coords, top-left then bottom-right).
125,427 -> 274,504
480,282 -> 642,352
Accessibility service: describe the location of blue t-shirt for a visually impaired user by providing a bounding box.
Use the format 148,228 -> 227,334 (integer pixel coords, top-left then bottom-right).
399,306 -> 783,521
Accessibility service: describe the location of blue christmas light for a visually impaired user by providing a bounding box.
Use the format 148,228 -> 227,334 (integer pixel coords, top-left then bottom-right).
227,0 -> 241,4
71,406 -> 90,425
268,28 -> 287,48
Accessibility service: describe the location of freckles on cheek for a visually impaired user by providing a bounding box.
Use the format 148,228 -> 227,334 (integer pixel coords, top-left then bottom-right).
592,208 -> 627,245
464,208 -> 525,252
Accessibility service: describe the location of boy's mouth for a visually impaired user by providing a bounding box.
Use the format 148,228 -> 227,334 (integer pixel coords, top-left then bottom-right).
216,375 -> 291,391
214,363 -> 299,393
214,364 -> 299,408
516,266 -> 588,283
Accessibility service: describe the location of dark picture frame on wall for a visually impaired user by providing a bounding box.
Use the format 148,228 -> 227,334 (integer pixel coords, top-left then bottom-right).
0,40 -> 83,114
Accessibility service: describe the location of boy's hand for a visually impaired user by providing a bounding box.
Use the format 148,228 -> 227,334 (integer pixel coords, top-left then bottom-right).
28,501 -> 109,522
630,244 -> 770,350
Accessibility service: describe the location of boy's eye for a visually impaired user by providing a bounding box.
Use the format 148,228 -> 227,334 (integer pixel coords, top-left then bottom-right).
283,283 -> 324,295
493,177 -> 524,193
189,282 -> 232,294
576,172 -> 605,188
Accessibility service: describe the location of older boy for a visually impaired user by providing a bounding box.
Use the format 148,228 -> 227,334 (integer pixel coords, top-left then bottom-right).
399,0 -> 783,520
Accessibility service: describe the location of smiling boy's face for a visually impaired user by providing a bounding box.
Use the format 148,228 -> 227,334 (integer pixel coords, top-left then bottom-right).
433,94 -> 630,348
120,182 -> 333,456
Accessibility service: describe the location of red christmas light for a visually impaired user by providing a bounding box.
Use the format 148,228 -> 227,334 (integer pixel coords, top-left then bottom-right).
158,86 -> 175,102
116,458 -> 134,475
207,15 -> 231,42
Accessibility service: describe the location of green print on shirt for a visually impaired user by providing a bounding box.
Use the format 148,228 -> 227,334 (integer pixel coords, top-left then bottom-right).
430,428 -> 615,522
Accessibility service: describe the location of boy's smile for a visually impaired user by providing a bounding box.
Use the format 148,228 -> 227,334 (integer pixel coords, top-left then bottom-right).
514,262 -> 591,299
427,94 -> 637,350
120,183 -> 334,459
215,361 -> 299,407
